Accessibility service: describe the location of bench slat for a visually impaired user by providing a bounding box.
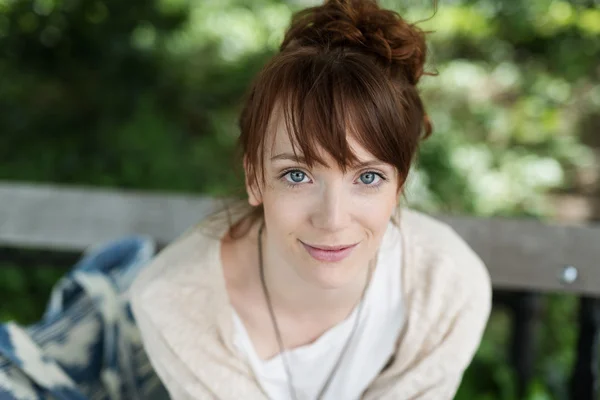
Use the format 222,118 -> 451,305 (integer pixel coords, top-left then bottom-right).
2,181 -> 599,295
440,215 -> 600,296
0,182 -> 217,251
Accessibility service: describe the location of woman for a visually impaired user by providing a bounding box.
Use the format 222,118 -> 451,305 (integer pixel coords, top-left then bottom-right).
130,0 -> 491,399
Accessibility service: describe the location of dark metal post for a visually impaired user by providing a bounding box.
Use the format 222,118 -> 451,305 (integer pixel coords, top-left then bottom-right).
570,296 -> 600,400
509,291 -> 543,399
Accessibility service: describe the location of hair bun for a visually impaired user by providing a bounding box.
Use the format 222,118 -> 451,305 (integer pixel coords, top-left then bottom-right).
281,0 -> 428,85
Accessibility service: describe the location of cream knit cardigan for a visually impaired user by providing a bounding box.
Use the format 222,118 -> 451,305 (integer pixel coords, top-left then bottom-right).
130,208 -> 492,399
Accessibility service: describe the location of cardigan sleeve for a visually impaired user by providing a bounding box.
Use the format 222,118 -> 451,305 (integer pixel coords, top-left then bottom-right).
362,219 -> 492,400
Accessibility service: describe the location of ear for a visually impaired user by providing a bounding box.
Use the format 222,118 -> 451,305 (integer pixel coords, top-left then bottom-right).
244,155 -> 263,206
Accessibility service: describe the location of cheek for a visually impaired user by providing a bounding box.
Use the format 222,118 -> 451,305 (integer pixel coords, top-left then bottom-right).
357,183 -> 398,211
363,206 -> 393,232
262,189 -> 310,234
355,189 -> 398,234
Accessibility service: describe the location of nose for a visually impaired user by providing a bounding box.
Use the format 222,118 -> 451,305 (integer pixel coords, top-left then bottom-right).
310,183 -> 351,232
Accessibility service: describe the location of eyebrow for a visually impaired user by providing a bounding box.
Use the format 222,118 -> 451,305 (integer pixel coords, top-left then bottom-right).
270,153 -> 307,163
270,152 -> 388,169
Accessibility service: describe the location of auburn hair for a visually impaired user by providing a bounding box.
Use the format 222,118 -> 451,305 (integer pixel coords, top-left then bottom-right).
225,0 -> 433,237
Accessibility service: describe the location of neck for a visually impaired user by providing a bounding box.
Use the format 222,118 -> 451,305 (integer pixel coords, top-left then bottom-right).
258,223 -> 372,318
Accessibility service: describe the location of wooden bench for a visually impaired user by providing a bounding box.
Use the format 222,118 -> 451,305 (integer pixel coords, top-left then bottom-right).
1,181 -> 599,399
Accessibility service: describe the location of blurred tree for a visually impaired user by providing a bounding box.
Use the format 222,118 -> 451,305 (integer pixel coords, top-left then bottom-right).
0,0 -> 187,184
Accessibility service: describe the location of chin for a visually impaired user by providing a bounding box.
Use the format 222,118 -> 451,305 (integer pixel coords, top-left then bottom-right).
303,257 -> 366,290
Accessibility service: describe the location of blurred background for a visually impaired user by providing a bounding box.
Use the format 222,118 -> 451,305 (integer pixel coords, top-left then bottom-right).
0,0 -> 599,398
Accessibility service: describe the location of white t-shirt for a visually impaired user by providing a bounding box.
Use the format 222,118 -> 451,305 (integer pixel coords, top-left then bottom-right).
232,222 -> 404,400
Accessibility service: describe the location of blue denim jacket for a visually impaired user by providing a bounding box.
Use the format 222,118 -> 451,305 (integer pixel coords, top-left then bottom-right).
0,237 -> 169,400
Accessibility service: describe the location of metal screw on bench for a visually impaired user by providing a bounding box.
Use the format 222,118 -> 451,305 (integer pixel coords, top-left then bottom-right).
560,265 -> 578,285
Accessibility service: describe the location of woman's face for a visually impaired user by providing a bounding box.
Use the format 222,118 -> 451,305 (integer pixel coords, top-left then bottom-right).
246,118 -> 401,289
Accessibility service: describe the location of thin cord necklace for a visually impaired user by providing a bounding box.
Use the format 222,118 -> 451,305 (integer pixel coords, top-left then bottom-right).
257,222 -> 373,400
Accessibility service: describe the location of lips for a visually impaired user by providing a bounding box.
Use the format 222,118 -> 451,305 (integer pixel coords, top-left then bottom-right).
308,243 -> 355,251
300,241 -> 358,262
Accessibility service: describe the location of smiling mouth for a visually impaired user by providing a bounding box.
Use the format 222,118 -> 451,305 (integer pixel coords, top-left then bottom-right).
300,241 -> 359,262
303,243 -> 356,251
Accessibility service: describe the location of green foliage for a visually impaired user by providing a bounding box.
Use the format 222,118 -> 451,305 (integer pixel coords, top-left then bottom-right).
1,0 -> 598,398
0,263 -> 68,324
0,0 -> 187,185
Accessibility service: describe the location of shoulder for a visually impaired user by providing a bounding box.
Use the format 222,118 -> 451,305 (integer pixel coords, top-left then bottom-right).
401,208 -> 483,262
126,221 -> 262,398
400,208 -> 490,290
129,223 -> 222,327
364,209 -> 492,398
128,221 -> 232,365
399,208 -> 491,322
